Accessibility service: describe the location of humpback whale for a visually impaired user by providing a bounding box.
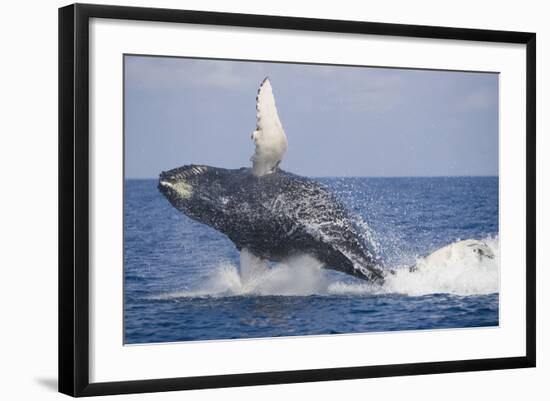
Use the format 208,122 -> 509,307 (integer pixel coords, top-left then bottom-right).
159,165 -> 385,283
158,78 -> 388,282
157,78 -> 494,285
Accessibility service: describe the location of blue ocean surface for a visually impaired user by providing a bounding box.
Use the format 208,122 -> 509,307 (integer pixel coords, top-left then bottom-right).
124,176 -> 499,344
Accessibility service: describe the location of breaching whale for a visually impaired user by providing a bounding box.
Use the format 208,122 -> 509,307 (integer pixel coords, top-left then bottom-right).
157,77 -> 495,285
158,165 -> 385,283
158,77 -> 384,282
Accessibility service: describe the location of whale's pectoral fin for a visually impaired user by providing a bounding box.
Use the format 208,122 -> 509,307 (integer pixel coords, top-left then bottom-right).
250,78 -> 288,177
239,249 -> 269,285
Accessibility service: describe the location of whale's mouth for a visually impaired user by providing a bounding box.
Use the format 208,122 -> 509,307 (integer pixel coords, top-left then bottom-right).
158,165 -> 212,200
158,180 -> 173,189
159,178 -> 194,200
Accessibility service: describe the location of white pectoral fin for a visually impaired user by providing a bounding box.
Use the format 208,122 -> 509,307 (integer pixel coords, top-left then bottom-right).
250,78 -> 288,176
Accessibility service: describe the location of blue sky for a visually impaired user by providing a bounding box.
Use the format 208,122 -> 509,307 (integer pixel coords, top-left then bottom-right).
124,55 -> 498,178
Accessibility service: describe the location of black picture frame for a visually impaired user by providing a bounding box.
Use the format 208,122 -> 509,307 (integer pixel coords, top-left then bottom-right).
59,3 -> 536,397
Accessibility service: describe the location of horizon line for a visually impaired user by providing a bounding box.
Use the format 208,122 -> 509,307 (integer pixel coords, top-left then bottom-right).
125,174 -> 499,180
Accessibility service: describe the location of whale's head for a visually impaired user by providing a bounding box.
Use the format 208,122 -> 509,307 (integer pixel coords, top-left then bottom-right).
158,165 -> 247,230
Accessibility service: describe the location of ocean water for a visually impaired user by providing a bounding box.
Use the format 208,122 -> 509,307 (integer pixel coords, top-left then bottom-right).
124,176 -> 499,344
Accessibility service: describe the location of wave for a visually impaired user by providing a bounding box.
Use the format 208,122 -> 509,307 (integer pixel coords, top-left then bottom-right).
151,236 -> 499,299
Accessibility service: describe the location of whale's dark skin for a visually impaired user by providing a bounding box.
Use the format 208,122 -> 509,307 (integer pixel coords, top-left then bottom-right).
158,165 -> 385,283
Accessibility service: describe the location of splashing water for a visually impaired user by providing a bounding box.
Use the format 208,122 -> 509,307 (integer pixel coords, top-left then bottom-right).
335,236 -> 499,296
383,236 -> 499,296
153,251 -> 332,298
153,237 -> 499,299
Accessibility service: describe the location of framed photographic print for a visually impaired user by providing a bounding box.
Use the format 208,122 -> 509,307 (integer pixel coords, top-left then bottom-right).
58,3 -> 536,397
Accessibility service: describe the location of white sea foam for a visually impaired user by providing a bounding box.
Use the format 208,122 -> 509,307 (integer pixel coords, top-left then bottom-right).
155,237 -> 499,299
155,251 -> 331,299
381,236 -> 499,296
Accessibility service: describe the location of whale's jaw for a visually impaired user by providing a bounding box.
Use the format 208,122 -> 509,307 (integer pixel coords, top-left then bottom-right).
158,179 -> 193,199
